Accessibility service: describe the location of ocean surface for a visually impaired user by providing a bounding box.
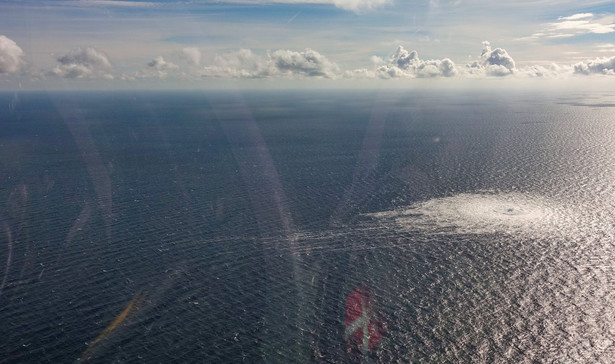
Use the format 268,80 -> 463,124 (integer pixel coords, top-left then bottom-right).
0,90 -> 614,363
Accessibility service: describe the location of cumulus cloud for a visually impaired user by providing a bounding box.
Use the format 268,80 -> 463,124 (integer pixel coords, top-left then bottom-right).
31,41 -> 615,84
148,56 -> 176,70
271,49 -> 340,78
517,63 -> 571,78
50,47 -> 113,79
0,35 -> 25,74
481,41 -> 516,76
133,56 -> 179,79
573,56 -> 615,75
204,46 -> 458,80
391,46 -> 419,69
464,41 -> 516,77
202,49 -> 272,78
374,45 -> 458,78
202,48 -> 340,79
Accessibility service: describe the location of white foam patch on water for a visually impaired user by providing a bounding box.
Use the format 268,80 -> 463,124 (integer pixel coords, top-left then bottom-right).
369,192 -> 578,237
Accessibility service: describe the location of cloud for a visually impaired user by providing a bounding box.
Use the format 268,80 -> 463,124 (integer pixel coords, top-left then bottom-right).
391,46 -> 419,69
0,35 -> 25,75
522,13 -> 615,40
552,13 -> 615,34
343,68 -> 376,78
271,48 -> 340,78
465,41 -> 516,77
374,45 -> 458,78
132,56 -> 179,79
573,56 -> 615,75
202,49 -> 273,78
59,1 -> 157,8
23,41 -> 615,84
517,63 -> 571,78
126,48 -> 202,80
481,41 -> 516,76
50,47 -> 113,79
201,0 -> 390,12
182,47 -> 201,66
558,13 -> 593,21
595,43 -> 615,53
463,42 -> 615,79
202,48 -> 340,79
331,0 -> 390,11
147,56 -> 177,70
60,0 -> 391,12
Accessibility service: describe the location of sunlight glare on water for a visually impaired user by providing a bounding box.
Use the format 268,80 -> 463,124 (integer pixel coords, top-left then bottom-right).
2,91 -> 615,363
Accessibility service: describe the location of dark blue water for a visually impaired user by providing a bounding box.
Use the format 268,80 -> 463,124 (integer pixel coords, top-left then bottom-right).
1,90 -> 614,363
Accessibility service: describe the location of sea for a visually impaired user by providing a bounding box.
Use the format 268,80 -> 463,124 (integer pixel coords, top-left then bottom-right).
0,89 -> 614,363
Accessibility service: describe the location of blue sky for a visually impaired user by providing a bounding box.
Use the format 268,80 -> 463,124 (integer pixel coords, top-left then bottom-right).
0,0 -> 614,89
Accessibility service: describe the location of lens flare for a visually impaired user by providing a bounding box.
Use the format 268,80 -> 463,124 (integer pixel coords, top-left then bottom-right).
81,291 -> 143,360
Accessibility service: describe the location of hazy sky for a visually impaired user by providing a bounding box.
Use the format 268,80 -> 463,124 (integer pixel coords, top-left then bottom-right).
0,0 -> 614,89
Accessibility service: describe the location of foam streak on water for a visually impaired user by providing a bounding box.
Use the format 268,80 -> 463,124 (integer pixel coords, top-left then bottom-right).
369,191 -> 580,237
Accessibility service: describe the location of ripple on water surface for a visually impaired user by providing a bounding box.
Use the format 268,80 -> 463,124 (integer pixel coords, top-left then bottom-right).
351,191 -> 615,362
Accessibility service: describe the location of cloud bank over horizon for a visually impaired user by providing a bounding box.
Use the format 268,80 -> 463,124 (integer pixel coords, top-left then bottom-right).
201,48 -> 341,79
374,45 -> 458,79
2,33 -> 615,86
574,56 -> 615,75
2,0 -> 615,89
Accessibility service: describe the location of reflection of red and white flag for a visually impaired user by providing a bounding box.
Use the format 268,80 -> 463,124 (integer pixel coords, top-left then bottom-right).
344,285 -> 385,355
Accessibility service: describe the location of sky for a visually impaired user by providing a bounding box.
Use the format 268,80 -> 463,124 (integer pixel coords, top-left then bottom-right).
0,0 -> 614,89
